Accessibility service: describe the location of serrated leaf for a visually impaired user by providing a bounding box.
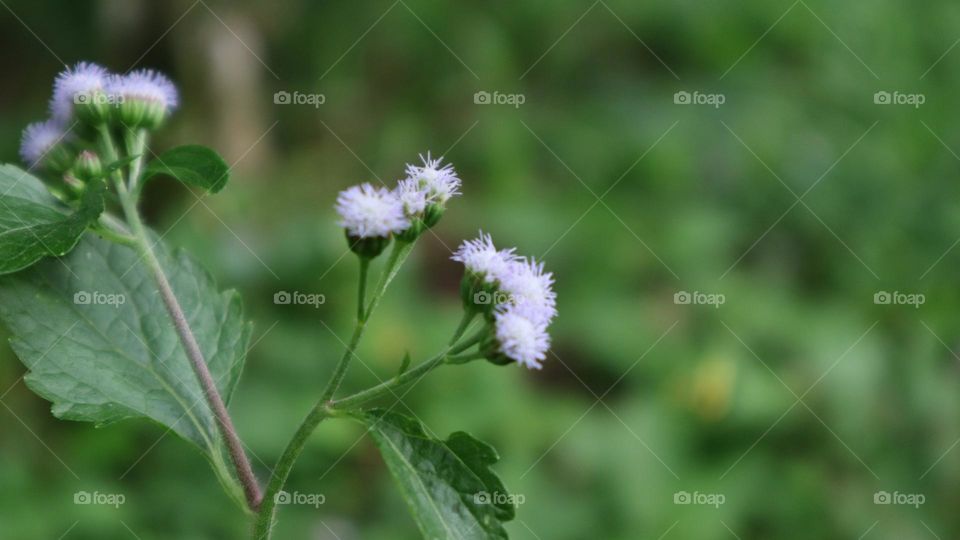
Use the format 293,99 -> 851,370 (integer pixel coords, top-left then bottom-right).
142,145 -> 229,193
0,233 -> 252,505
362,410 -> 516,539
0,164 -> 105,275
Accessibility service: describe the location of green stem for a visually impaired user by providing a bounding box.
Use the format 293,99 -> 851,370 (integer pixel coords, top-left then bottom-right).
95,124 -> 125,188
357,257 -> 369,321
92,213 -> 136,246
91,221 -> 136,246
124,127 -> 148,195
252,403 -> 333,539
449,309 -> 477,346
320,239 -> 415,403
364,240 -> 415,320
331,324 -> 485,411
331,354 -> 448,410
331,350 -> 484,410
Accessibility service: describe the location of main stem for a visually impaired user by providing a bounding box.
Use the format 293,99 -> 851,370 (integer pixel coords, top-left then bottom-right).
104,125 -> 262,511
252,401 -> 332,539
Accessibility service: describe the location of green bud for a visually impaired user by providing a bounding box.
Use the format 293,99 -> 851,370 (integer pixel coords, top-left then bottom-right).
62,173 -> 85,197
423,203 -> 444,228
42,144 -> 76,174
395,219 -> 425,243
346,231 -> 391,259
73,151 -> 103,182
115,98 -> 167,130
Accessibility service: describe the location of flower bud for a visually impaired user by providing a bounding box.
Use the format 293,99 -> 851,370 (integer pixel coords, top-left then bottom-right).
336,183 -> 408,259
395,219 -> 424,243
20,120 -> 74,172
108,70 -> 179,129
73,151 -> 103,182
422,203 -> 444,228
50,62 -> 111,126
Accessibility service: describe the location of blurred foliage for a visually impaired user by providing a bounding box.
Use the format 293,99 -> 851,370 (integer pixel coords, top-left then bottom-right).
2,0 -> 960,538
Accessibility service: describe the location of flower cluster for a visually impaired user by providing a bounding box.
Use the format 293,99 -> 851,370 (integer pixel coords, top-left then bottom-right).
335,154 -> 461,257
453,232 -> 556,369
20,62 -> 178,170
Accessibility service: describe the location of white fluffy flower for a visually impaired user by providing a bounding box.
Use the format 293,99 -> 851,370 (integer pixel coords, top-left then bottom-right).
394,178 -> 428,216
50,62 -> 110,121
451,232 -> 519,283
108,69 -> 179,113
404,152 -> 461,204
499,258 -> 557,323
494,304 -> 551,369
20,120 -> 66,165
335,183 -> 409,238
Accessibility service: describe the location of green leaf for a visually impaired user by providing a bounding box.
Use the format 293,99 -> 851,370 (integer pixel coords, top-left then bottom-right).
142,145 -> 230,193
399,351 -> 412,375
361,410 -> 516,539
103,154 -> 141,175
0,233 -> 252,506
0,164 -> 105,275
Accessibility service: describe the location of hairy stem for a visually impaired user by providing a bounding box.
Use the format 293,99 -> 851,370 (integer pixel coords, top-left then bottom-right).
105,126 -> 262,511
252,403 -> 334,539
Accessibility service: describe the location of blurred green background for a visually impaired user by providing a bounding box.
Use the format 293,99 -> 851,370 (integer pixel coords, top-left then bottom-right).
2,0 -> 960,538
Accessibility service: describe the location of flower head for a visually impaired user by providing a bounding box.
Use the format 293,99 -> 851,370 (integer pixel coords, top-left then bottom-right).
20,120 -> 68,167
109,69 -> 179,128
335,183 -> 409,238
394,178 -> 428,216
50,62 -> 110,122
499,258 -> 557,323
404,152 -> 461,205
451,231 -> 519,283
493,303 -> 551,369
